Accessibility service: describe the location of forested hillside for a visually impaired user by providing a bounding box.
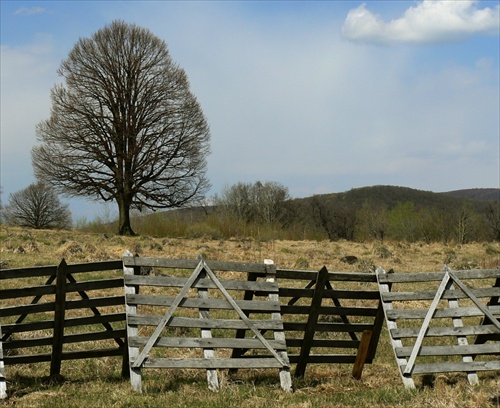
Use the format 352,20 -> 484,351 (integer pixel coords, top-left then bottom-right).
131,185 -> 499,243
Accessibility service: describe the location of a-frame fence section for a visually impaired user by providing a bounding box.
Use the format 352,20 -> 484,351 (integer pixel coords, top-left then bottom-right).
122,253 -> 292,392
232,266 -> 384,379
0,259 -> 128,387
376,266 -> 500,389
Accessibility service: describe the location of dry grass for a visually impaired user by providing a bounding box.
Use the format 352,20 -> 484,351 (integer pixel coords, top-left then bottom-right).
1,225 -> 499,407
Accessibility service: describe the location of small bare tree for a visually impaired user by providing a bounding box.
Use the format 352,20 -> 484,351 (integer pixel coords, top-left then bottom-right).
2,182 -> 72,229
32,21 -> 210,235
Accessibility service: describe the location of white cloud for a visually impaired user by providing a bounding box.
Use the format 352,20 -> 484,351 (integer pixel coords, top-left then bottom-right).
342,0 -> 500,44
14,7 -> 49,16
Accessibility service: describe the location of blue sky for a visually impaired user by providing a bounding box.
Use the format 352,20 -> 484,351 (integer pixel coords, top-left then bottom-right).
1,1 -> 499,221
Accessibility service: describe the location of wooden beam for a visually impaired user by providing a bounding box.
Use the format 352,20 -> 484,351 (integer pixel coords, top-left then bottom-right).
352,330 -> 372,380
294,266 -> 329,378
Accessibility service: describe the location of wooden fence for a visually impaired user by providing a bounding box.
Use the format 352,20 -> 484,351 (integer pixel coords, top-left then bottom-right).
376,266 -> 500,389
123,253 -> 292,392
0,259 -> 128,383
233,266 -> 383,379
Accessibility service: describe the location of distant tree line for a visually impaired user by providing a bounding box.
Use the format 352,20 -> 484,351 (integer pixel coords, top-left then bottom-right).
208,182 -> 500,243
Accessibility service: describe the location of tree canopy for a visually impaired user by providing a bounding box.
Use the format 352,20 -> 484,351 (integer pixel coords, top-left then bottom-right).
32,20 -> 211,235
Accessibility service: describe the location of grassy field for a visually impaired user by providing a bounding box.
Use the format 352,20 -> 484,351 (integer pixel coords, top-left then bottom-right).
1,226 -> 499,407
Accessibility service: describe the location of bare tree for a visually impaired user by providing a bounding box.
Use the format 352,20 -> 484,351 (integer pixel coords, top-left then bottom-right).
32,21 -> 211,235
2,182 -> 72,229
214,181 -> 291,225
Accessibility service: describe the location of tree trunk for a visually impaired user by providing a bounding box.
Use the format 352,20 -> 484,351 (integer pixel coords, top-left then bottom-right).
117,197 -> 135,236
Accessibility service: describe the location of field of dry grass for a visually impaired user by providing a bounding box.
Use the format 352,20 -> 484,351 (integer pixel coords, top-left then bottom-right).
1,226 -> 499,407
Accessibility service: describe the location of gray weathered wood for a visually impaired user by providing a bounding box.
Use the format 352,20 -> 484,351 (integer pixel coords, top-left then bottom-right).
123,256 -> 269,274
0,323 -> 6,400
377,269 -> 499,284
376,267 -> 416,389
380,287 -> 500,302
404,360 -> 500,374
128,336 -> 286,349
403,271 -> 452,376
395,343 -> 500,357
386,305 -> 500,320
126,294 -> 281,312
128,314 -> 282,330
125,274 -> 277,292
391,324 -> 500,338
143,357 -> 284,369
265,260 -> 292,393
198,267 -> 219,392
123,251 -> 142,392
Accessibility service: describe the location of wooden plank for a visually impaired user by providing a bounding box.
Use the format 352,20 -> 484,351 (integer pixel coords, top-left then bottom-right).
142,357 -> 284,369
123,251 -> 142,392
0,323 -> 6,399
65,260 -> 123,274
403,271 -> 452,376
265,260 -> 292,393
280,305 -> 379,316
126,293 -> 281,312
381,287 -> 500,302
352,330 -> 372,380
405,360 -> 500,374
0,302 -> 55,318
295,266 -> 329,378
0,285 -> 56,300
123,257 -> 268,274
286,338 -> 359,348
128,336 -> 286,349
377,269 -> 499,284
124,275 -> 278,293
128,315 -> 282,330
391,324 -> 500,338
386,305 -> 500,320
4,330 -> 127,350
276,269 -> 377,282
50,259 -> 67,378
0,265 -> 57,280
280,288 -> 380,300
288,354 -> 357,364
395,343 -> 500,357
198,267 -> 218,392
283,321 -> 374,333
376,267 -> 415,389
65,278 -> 124,293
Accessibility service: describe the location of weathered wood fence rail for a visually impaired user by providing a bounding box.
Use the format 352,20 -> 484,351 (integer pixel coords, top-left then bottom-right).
0,260 -> 128,381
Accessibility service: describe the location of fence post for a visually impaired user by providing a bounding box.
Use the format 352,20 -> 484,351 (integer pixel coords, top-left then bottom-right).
0,322 -> 6,399
295,266 -> 329,378
50,259 -> 68,378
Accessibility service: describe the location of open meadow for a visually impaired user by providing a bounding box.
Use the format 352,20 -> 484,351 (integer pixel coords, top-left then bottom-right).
1,226 -> 499,407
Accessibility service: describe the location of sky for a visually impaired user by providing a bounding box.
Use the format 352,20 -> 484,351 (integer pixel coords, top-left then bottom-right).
1,0 -> 499,221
